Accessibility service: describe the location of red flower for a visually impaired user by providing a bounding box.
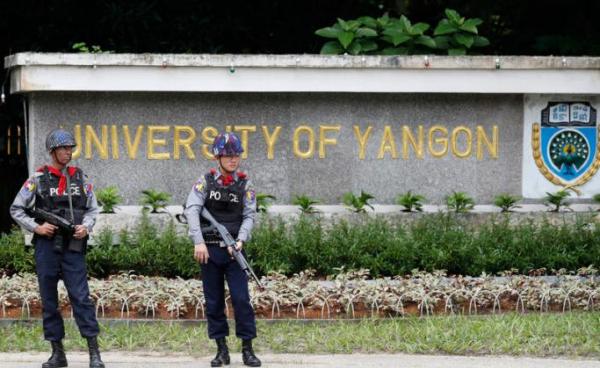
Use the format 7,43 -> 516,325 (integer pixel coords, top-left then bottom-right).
209,168 -> 217,175
237,171 -> 247,179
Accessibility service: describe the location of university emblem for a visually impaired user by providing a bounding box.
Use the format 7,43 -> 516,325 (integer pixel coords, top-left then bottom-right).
532,102 -> 599,190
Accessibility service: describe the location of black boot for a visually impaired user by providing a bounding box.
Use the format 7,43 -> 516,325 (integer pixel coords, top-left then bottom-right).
241,339 -> 261,367
86,337 -> 105,368
210,337 -> 230,367
42,340 -> 68,368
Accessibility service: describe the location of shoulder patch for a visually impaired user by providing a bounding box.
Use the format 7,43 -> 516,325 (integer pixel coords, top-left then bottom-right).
246,189 -> 256,203
84,183 -> 94,198
193,178 -> 205,193
22,179 -> 36,192
19,178 -> 36,198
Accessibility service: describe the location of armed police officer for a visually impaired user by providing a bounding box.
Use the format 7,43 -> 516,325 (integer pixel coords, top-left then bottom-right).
10,129 -> 105,368
184,132 -> 261,367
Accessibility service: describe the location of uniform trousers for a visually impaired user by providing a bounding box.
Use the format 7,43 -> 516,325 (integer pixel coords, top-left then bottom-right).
34,237 -> 99,341
201,245 -> 257,340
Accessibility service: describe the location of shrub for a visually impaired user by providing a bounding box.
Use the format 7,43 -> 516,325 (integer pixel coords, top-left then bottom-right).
140,189 -> 171,213
96,186 -> 122,213
433,8 -> 490,55
592,193 -> 600,209
494,194 -> 521,212
342,191 -> 375,213
292,194 -> 321,214
3,214 -> 599,279
0,228 -> 34,275
545,190 -> 571,212
256,193 -> 276,213
315,8 -> 489,56
396,191 -> 425,212
445,191 -> 475,213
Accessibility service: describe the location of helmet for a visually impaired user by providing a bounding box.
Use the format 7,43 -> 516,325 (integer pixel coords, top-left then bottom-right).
46,129 -> 76,151
211,132 -> 244,157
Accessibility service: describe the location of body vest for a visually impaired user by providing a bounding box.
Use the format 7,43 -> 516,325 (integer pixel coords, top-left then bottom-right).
34,166 -> 87,225
200,173 -> 246,240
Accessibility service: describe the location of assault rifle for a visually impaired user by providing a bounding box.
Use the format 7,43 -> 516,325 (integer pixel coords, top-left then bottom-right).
28,208 -> 84,252
200,208 -> 263,288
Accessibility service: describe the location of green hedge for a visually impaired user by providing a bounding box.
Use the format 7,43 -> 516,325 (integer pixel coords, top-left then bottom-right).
1,213 -> 598,278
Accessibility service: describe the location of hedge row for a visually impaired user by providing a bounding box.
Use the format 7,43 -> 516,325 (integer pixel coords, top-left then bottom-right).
1,213 -> 599,278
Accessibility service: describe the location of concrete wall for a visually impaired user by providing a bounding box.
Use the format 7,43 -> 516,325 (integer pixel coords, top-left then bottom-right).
29,92 -> 521,204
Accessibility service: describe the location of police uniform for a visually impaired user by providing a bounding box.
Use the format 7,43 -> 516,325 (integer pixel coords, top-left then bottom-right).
10,128 -> 105,368
10,165 -> 100,340
184,169 -> 257,340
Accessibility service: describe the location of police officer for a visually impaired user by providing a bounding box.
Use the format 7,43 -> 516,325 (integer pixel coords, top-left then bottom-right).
10,129 -> 105,368
184,132 -> 261,367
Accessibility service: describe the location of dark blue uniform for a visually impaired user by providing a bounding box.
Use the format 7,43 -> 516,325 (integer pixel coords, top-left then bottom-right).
10,166 -> 100,341
184,170 -> 257,340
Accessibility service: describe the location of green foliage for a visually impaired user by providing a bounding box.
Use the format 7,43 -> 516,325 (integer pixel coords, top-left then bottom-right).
433,8 -> 490,55
396,190 -> 425,212
494,193 -> 521,212
593,193 -> 600,209
292,194 -> 321,214
96,186 -> 122,213
72,42 -> 107,53
2,313 -> 600,355
380,15 -> 436,55
445,191 -> 475,213
315,9 -> 489,55
256,193 -> 276,213
86,214 -> 198,278
247,214 -> 600,277
0,228 -> 33,275
139,189 -> 171,213
545,190 -> 571,212
342,191 -> 375,213
315,17 -> 379,55
2,215 -> 600,279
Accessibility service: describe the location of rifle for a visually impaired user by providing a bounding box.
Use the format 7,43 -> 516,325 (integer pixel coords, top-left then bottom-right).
28,208 -> 84,252
200,208 -> 263,288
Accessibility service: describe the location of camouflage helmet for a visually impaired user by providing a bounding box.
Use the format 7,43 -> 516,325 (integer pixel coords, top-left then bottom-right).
45,129 -> 77,152
211,132 -> 244,157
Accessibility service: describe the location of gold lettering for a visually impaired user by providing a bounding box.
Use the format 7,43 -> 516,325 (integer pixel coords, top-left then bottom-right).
451,126 -> 472,158
85,125 -> 109,159
110,125 -> 119,159
234,125 -> 257,159
147,125 -> 171,160
201,126 -> 218,159
123,125 -> 144,159
293,125 -> 315,159
262,125 -> 282,160
428,125 -> 448,158
377,125 -> 398,159
72,124 -> 82,159
174,125 -> 196,160
402,125 -> 424,159
353,125 -> 372,160
477,125 -> 498,159
319,125 -> 341,159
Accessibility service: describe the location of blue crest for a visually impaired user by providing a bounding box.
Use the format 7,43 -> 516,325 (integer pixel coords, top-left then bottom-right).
534,102 -> 598,185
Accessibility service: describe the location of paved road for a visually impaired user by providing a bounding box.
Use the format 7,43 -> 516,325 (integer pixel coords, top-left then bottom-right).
1,352 -> 599,368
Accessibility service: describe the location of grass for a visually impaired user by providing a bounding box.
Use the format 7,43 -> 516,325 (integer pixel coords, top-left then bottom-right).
1,313 -> 598,357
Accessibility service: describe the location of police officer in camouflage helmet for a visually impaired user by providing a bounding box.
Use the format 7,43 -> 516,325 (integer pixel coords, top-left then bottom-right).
184,132 -> 261,367
10,128 -> 105,368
